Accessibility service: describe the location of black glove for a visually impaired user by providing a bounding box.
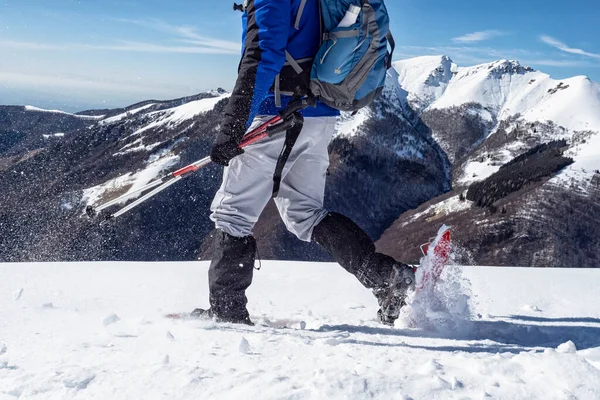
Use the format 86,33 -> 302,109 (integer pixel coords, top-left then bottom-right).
211,132 -> 244,166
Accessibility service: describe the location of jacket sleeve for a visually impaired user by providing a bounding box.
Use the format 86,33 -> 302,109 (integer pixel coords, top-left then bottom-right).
220,0 -> 291,142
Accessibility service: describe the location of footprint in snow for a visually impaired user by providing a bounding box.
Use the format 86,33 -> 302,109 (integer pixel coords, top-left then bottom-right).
0,343 -> 6,355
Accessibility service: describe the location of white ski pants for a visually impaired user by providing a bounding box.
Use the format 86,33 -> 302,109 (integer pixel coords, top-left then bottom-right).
210,116 -> 337,242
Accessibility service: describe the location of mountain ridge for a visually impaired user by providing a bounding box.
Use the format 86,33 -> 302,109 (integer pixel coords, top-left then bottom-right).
376,56 -> 600,268
1,56 -> 599,266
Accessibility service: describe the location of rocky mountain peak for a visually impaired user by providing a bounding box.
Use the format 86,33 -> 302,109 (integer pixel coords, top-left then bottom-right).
485,59 -> 535,76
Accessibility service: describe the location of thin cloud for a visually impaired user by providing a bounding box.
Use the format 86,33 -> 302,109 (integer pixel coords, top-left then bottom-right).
396,45 -> 537,63
0,40 -> 69,51
89,41 -> 238,55
0,40 -> 239,55
114,18 -> 240,53
0,18 -> 240,56
0,39 -> 239,55
540,35 -> 600,60
0,71 -> 176,96
452,30 -> 506,43
523,59 -> 594,68
395,45 -> 593,69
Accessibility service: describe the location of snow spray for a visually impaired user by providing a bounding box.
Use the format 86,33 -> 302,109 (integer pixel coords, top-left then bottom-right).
399,234 -> 474,336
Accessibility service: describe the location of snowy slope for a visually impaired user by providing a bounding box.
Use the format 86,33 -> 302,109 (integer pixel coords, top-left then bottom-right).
24,106 -> 104,120
128,93 -> 230,137
392,56 -> 456,111
393,57 -> 600,134
100,103 -> 157,125
391,57 -> 600,184
428,60 -> 600,133
1,261 -> 599,399
80,93 -> 229,209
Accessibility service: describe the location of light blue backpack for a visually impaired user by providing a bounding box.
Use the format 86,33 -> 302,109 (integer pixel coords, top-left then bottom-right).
310,0 -> 395,111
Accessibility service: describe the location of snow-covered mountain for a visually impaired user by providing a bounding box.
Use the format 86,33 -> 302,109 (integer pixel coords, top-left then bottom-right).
391,55 -> 457,112
0,85 -> 448,262
1,56 -> 599,266
388,56 -> 600,180
1,260 -> 600,398
394,55 -> 600,131
377,56 -> 600,268
429,60 -> 600,132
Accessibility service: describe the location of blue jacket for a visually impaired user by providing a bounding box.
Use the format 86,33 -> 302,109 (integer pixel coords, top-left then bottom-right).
221,0 -> 339,142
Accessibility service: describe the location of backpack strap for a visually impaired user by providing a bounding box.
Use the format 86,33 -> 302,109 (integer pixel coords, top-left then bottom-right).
285,51 -> 305,74
294,0 -> 308,29
268,96 -> 315,197
323,29 -> 360,40
274,73 -> 282,107
358,3 -> 394,70
272,113 -> 304,197
273,0 -> 310,107
386,31 -> 395,69
275,52 -> 310,107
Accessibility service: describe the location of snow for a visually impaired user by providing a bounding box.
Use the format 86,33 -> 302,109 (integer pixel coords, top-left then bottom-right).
24,106 -> 103,120
459,160 -> 503,185
553,130 -> 600,184
127,155 -> 179,193
408,195 -> 472,224
392,56 -> 600,134
82,155 -> 179,207
113,139 -> 163,156
335,108 -> 370,137
131,94 -> 230,137
100,103 -> 157,125
422,60 -> 600,133
391,56 -> 600,185
1,261 -> 598,399
392,56 -> 456,111
42,133 -> 65,139
81,173 -> 135,207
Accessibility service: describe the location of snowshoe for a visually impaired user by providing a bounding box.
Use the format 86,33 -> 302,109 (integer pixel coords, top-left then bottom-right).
415,225 -> 452,293
167,308 -> 254,326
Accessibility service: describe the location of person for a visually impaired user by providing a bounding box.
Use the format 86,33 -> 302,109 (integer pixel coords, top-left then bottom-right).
196,0 -> 415,326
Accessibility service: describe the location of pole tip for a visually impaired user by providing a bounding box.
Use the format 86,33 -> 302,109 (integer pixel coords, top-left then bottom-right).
85,205 -> 97,218
99,214 -> 115,226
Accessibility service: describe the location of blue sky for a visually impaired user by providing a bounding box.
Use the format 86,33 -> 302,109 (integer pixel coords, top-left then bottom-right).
1,0 -> 599,111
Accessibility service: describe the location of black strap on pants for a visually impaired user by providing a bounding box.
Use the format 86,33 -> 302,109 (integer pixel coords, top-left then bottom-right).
272,113 -> 304,198
262,96 -> 314,198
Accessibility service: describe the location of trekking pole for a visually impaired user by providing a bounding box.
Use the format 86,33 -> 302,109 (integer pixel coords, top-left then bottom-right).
87,96 -> 314,223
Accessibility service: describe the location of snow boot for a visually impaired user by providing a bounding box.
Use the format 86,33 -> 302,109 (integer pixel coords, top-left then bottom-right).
312,212 -> 415,324
207,230 -> 256,325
